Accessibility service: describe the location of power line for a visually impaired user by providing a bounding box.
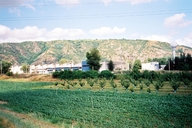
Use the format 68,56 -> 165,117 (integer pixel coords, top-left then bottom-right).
1,9 -> 192,21
0,1 -> 176,7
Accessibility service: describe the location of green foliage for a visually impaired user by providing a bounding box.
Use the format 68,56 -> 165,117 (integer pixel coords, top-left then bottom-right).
129,87 -> 134,93
139,84 -> 143,91
21,63 -> 30,73
133,59 -> 141,71
6,71 -> 13,76
110,78 -> 117,89
0,61 -> 12,74
99,70 -> 114,79
0,81 -> 192,127
66,85 -> 70,90
61,81 -> 65,86
183,78 -> 190,87
1,40 -> 192,66
120,79 -> 130,90
79,79 -> 85,88
147,88 -> 151,93
175,53 -> 192,70
129,69 -> 140,80
84,70 -> 99,78
52,70 -> 115,80
143,79 -> 151,87
86,48 -> 101,71
98,78 -> 106,90
86,78 -> 95,89
153,80 -> 163,92
170,79 -> 180,92
148,57 -> 167,65
54,82 -> 58,86
108,60 -> 114,71
71,82 -> 77,88
129,78 -> 138,87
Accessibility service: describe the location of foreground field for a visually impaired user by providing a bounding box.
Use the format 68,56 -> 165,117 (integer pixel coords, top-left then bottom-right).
0,80 -> 192,128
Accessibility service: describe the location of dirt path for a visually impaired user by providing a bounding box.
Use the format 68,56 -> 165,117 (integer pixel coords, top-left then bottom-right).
0,101 -> 7,105
0,101 -> 60,128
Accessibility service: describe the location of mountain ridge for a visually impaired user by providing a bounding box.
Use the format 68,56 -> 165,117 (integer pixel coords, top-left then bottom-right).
0,39 -> 192,65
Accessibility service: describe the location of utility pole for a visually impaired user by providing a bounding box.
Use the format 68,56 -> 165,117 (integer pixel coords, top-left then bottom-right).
0,60 -> 2,74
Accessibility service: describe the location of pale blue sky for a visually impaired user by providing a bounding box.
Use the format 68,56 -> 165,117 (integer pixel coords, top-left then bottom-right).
0,0 -> 192,47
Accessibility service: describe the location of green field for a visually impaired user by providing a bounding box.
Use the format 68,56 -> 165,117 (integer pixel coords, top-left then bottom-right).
0,80 -> 192,128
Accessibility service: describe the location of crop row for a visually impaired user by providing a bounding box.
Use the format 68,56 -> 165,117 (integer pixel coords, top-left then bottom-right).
0,81 -> 192,127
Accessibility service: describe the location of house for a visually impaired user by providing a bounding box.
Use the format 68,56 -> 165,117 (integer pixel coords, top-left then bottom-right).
10,65 -> 24,74
142,62 -> 159,71
10,60 -> 130,74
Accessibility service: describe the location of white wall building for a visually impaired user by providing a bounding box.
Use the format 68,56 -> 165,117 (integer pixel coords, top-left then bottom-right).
99,61 -> 109,72
142,62 -> 159,71
10,65 -> 24,74
10,61 -> 130,74
11,62 -> 82,74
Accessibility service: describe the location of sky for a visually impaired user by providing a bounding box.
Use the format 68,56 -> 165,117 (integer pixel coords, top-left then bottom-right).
0,0 -> 192,47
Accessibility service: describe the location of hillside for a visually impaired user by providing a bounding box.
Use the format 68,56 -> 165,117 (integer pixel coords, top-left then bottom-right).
0,39 -> 192,65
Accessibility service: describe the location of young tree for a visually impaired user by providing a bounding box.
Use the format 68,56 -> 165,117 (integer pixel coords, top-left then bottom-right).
61,81 -> 66,87
130,87 -> 134,94
79,79 -> 85,89
147,88 -> 151,93
123,81 -> 130,90
99,78 -> 106,91
183,78 -> 190,87
170,79 -> 180,93
87,78 -> 95,90
120,79 -> 130,90
143,79 -> 151,87
129,78 -> 138,88
71,82 -> 77,88
139,84 -> 143,91
21,63 -> 30,73
110,78 -> 117,91
54,82 -> 59,95
154,81 -> 162,92
86,48 -> 101,71
108,60 -> 114,71
133,59 -> 141,71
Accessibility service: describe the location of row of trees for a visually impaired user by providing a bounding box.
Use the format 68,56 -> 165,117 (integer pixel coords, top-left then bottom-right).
53,70 -> 115,80
165,53 -> 192,71
54,74 -> 189,93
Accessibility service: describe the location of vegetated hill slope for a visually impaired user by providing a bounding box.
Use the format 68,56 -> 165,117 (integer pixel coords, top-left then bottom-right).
0,39 -> 192,65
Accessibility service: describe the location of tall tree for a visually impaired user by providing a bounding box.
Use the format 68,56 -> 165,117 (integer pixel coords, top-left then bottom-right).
133,59 -> 141,71
86,48 -> 101,71
108,60 -> 114,71
0,61 -> 12,74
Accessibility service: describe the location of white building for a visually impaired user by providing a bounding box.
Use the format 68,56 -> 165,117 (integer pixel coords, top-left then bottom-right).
11,62 -> 82,74
10,65 -> 24,74
10,61 -> 129,74
142,62 -> 159,71
99,61 -> 109,72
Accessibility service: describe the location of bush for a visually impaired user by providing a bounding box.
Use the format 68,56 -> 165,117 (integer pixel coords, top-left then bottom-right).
99,70 -> 115,79
84,70 -> 99,78
6,71 -> 13,76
